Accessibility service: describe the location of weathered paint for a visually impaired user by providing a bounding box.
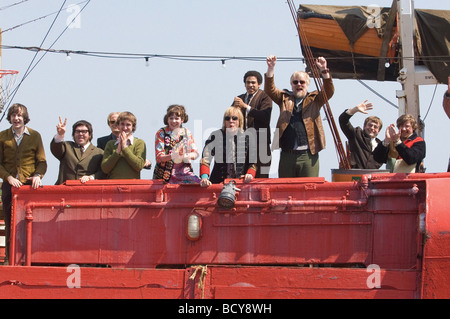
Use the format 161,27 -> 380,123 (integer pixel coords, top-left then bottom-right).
0,173 -> 449,298
0,265 -> 418,299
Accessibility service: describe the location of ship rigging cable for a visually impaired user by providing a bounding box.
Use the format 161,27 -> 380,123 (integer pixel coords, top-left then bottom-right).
287,0 -> 351,169
0,0 -> 90,34
0,0 -> 68,122
0,0 -> 29,11
2,45 -> 447,64
0,0 -> 91,123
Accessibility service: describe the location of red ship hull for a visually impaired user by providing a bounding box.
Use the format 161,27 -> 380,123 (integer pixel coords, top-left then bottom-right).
1,173 -> 449,299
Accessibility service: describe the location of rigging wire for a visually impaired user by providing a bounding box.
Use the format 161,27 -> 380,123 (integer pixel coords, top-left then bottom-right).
288,0 -> 351,169
1,0 -> 69,122
2,44 -> 448,64
422,84 -> 438,121
0,0 -> 29,11
1,0 -> 91,123
1,1 -> 441,122
357,79 -> 398,109
1,0 -> 89,34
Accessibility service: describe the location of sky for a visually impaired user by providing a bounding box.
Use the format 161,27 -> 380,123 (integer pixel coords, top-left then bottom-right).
0,0 -> 449,185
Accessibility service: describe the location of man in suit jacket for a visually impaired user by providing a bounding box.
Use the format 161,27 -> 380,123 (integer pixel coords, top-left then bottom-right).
51,117 -> 104,184
233,70 -> 273,178
97,112 -> 120,150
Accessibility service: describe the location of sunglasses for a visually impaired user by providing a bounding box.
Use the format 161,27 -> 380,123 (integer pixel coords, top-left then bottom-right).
292,80 -> 306,85
224,116 -> 238,121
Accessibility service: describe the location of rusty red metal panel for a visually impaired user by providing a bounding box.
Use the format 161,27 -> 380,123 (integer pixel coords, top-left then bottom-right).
421,177 -> 450,298
0,265 -> 417,299
9,177 -> 423,270
4,173 -> 450,298
0,266 -> 185,299
207,266 -> 418,299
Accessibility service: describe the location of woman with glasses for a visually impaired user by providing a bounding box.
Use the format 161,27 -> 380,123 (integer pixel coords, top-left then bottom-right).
200,106 -> 257,187
51,117 -> 104,184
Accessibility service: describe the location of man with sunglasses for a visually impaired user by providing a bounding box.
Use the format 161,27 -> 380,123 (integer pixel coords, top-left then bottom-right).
264,55 -> 334,178
233,70 -> 273,178
51,117 -> 105,184
97,112 -> 120,150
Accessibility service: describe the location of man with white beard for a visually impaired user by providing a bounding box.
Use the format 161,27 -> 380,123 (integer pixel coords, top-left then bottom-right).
264,55 -> 334,177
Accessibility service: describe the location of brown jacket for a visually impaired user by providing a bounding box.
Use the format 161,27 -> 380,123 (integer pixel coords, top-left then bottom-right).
0,127 -> 47,183
264,74 -> 334,154
51,138 -> 104,184
444,92 -> 450,119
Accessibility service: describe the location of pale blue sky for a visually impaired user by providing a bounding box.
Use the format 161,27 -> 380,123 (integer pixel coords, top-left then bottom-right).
1,0 -> 449,183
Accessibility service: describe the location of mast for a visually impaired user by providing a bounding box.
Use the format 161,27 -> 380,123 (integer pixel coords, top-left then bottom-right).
396,0 -> 438,136
0,29 -> 2,105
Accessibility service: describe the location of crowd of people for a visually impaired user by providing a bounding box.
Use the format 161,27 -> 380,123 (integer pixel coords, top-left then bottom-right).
1,58 -> 447,260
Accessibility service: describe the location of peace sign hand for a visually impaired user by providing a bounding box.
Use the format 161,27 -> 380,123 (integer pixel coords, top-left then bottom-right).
56,116 -> 67,137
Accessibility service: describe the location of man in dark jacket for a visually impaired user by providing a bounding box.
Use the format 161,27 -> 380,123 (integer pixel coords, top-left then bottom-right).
233,70 -> 272,178
339,100 -> 383,169
97,112 -> 120,150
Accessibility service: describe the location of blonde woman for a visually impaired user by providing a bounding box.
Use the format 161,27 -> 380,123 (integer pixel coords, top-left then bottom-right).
200,106 -> 257,187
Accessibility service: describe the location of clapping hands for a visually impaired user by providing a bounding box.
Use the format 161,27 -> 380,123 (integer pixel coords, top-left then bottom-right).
385,124 -> 401,143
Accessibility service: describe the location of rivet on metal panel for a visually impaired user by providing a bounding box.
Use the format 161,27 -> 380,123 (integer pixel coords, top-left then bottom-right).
60,198 -> 66,210
155,189 -> 164,203
304,183 -> 317,190
260,187 -> 270,202
117,186 -> 131,193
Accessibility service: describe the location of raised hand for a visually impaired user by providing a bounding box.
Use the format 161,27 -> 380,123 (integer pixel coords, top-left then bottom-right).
56,116 -> 67,136
315,56 -> 327,70
355,100 -> 373,114
233,97 -> 246,110
266,55 -> 277,68
266,55 -> 277,78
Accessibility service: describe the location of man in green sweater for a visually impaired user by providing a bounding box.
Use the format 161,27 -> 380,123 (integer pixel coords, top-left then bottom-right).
0,103 -> 47,263
101,111 -> 146,179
